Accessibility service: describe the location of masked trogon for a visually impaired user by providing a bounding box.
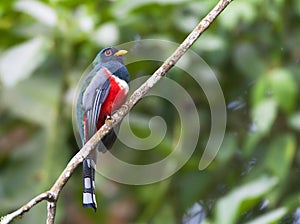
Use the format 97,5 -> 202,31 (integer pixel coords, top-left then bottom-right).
76,47 -> 130,211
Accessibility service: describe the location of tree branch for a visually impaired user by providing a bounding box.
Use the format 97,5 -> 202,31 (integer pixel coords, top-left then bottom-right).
0,0 -> 233,223
0,192 -> 52,224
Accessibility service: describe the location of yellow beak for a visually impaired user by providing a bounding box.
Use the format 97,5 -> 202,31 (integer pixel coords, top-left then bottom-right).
114,49 -> 128,56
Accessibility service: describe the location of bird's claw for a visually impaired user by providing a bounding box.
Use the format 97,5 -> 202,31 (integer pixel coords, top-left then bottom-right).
105,115 -> 112,125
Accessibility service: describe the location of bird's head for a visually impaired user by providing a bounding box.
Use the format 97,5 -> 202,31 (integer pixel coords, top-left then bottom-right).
93,47 -> 128,66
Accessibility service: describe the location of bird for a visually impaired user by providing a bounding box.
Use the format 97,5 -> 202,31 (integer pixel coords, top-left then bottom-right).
76,47 -> 130,211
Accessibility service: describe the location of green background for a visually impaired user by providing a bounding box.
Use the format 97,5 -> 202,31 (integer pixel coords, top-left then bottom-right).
0,0 -> 300,223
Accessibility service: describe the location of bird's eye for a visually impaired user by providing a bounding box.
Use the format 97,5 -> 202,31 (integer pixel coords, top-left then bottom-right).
104,49 -> 113,57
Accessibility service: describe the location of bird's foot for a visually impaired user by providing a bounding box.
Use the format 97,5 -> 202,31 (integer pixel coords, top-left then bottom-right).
105,115 -> 112,125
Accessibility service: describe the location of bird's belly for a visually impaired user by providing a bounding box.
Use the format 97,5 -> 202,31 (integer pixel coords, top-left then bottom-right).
97,76 -> 128,129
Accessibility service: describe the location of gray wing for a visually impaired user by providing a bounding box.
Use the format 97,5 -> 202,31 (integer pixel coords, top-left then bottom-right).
81,67 -> 110,141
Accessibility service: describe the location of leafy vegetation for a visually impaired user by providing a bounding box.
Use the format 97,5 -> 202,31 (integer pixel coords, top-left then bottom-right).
0,0 -> 299,223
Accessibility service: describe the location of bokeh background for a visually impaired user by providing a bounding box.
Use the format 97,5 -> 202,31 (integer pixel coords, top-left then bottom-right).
1,0 -> 300,223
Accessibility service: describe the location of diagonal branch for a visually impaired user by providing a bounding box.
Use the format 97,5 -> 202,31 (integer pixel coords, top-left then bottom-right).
0,0 -> 233,223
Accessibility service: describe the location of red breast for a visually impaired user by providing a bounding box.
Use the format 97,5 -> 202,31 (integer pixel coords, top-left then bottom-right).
97,67 -> 129,129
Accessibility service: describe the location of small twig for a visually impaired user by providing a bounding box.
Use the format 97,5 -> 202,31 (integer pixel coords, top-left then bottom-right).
0,1 -> 233,223
46,202 -> 56,224
0,192 -> 52,224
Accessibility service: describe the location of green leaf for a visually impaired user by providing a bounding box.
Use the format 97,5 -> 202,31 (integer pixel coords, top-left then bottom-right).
215,177 -> 278,224
112,0 -> 191,18
91,23 -> 119,46
296,0 -> 300,15
233,43 -> 265,78
251,69 -> 297,114
251,99 -> 277,135
288,112 -> 300,131
152,204 -> 176,224
0,37 -> 48,87
219,1 -> 256,29
265,134 -> 296,180
2,76 -> 59,126
216,133 -> 237,164
14,0 -> 57,27
268,69 -> 297,114
246,208 -> 287,224
251,75 -> 269,107
193,33 -> 226,52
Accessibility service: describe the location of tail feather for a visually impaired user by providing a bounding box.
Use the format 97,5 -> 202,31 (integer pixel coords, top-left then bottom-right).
83,159 -> 97,211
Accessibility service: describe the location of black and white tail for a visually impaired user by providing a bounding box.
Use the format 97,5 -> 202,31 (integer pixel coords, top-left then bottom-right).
82,158 -> 97,211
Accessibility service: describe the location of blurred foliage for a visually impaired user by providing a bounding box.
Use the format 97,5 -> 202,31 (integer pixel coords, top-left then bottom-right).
0,0 -> 300,223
